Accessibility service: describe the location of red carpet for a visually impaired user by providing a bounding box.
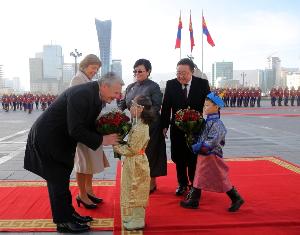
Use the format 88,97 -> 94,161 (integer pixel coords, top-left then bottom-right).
0,180 -> 115,232
114,157 -> 300,235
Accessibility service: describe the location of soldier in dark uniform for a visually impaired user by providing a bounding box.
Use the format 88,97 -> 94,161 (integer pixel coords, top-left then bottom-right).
297,86 -> 300,106
283,87 -> 289,106
256,88 -> 262,107
27,93 -> 34,114
41,95 -> 47,111
277,87 -> 283,106
10,94 -> 17,111
243,88 -> 250,107
232,88 -> 237,107
35,95 -> 40,109
270,87 -> 277,106
224,88 -> 229,107
290,86 -> 296,106
249,87 -> 256,107
3,95 -> 10,112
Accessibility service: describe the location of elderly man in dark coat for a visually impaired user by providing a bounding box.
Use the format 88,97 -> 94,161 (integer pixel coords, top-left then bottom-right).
161,58 -> 210,196
24,72 -> 123,233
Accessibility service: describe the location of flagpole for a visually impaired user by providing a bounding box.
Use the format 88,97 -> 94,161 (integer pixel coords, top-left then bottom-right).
180,10 -> 182,59
190,9 -> 192,59
201,9 -> 204,73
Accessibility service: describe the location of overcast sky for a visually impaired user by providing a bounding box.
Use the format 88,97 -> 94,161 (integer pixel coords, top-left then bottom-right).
1,0 -> 300,89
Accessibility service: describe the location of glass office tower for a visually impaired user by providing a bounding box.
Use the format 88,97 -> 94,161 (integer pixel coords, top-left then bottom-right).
95,19 -> 112,76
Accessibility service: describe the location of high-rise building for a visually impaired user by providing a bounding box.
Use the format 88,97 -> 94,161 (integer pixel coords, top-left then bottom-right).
95,19 -> 112,76
211,63 -> 215,87
29,58 -> 43,92
286,73 -> 300,89
29,58 -> 43,81
12,77 -> 21,92
0,65 -> 3,88
211,62 -> 233,87
63,63 -> 76,84
214,62 -> 233,80
43,45 -> 63,80
29,45 -> 63,94
269,57 -> 281,87
111,59 -> 122,78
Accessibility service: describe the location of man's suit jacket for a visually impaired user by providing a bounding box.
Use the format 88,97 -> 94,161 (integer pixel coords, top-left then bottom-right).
24,81 -> 103,181
161,76 -> 210,161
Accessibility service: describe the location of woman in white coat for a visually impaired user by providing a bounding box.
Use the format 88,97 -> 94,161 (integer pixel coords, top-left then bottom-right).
70,54 -> 109,209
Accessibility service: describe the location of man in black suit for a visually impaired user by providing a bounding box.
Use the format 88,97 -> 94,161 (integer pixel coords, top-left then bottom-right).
161,58 -> 210,196
24,72 -> 123,233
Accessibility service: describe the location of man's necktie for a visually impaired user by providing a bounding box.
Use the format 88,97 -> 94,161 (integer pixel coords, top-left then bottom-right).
183,84 -> 188,100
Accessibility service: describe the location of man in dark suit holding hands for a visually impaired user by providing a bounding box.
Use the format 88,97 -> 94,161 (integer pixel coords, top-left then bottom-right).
24,72 -> 123,233
161,58 -> 210,196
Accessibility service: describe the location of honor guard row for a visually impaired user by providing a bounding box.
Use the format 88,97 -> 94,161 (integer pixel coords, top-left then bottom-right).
270,86 -> 300,107
211,87 -> 262,108
0,93 -> 57,113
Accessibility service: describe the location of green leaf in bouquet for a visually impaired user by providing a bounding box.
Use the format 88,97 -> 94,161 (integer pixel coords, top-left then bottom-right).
97,124 -> 110,134
187,120 -> 197,131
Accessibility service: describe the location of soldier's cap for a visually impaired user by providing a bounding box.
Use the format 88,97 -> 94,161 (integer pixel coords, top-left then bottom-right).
207,92 -> 224,108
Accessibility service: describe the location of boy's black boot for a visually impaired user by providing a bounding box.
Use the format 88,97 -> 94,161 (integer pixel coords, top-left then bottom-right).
226,187 -> 245,212
180,187 -> 201,209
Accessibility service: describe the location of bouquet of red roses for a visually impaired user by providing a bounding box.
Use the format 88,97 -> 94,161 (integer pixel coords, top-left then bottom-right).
96,109 -> 132,159
175,107 -> 204,147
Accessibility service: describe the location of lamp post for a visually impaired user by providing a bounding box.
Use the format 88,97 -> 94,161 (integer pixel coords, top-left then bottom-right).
241,72 -> 246,87
70,49 -> 82,74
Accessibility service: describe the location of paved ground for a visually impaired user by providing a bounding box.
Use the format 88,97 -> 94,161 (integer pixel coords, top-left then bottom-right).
0,99 -> 300,234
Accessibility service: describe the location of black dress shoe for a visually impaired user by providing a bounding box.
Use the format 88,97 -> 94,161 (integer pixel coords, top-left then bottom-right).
72,211 -> 93,223
56,221 -> 90,233
175,185 -> 187,196
76,195 -> 97,209
87,193 -> 103,204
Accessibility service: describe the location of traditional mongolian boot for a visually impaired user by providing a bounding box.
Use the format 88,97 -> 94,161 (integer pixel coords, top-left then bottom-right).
180,187 -> 201,209
123,207 -> 145,230
226,187 -> 245,212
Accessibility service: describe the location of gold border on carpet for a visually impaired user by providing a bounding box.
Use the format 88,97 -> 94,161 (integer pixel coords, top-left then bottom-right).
168,156 -> 300,174
0,218 -> 113,230
0,180 -> 116,187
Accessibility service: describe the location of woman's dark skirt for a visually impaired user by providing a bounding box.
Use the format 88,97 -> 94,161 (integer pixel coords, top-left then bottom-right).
145,117 -> 167,177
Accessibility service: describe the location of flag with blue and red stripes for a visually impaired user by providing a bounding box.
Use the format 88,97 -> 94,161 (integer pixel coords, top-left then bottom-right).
189,11 -> 195,52
175,13 -> 183,49
202,16 -> 215,47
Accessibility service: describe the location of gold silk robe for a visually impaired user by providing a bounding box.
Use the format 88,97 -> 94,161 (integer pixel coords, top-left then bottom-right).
113,122 -> 151,208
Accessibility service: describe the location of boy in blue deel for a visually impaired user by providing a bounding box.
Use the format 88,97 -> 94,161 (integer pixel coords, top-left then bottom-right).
180,92 -> 244,212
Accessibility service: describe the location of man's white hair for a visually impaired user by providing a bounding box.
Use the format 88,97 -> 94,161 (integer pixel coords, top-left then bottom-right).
98,72 -> 124,86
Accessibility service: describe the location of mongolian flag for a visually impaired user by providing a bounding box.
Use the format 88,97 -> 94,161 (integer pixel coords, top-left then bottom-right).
202,16 -> 215,47
175,13 -> 183,49
189,11 -> 195,52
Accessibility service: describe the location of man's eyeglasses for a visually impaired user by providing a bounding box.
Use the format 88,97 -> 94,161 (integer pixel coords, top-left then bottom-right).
133,70 -> 145,74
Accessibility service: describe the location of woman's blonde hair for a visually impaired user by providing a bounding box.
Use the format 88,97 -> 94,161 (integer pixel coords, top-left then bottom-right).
79,54 -> 102,71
